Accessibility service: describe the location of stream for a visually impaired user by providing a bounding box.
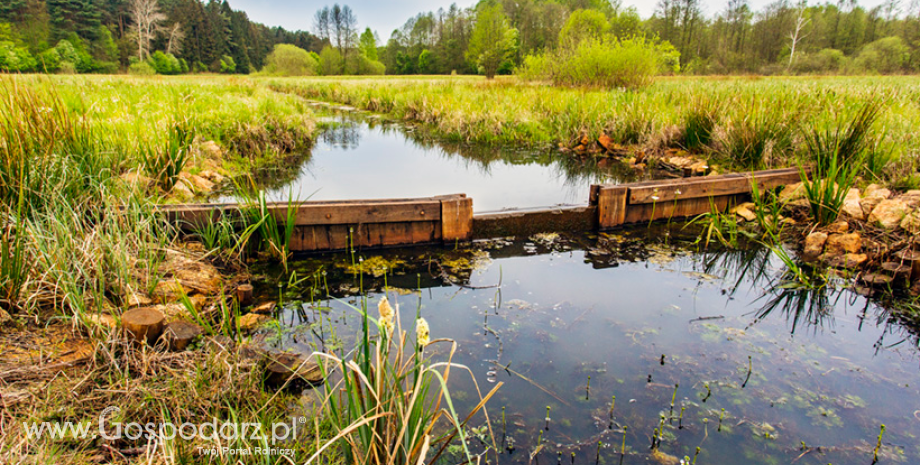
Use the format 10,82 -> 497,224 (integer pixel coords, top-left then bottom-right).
245,110 -> 920,464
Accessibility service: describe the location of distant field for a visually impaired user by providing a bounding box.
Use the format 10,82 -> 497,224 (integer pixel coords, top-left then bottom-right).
267,75 -> 920,185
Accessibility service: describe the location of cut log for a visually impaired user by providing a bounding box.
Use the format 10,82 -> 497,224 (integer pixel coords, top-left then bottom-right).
264,353 -> 325,390
162,320 -> 204,351
122,307 -> 166,345
236,284 -> 254,306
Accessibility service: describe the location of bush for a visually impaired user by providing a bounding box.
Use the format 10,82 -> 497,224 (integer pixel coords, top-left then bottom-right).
518,37 -> 679,89
37,48 -> 61,72
149,51 -> 183,75
0,41 -> 36,72
219,55 -> 236,74
854,36 -> 909,74
792,48 -> 846,75
128,60 -> 156,75
318,45 -> 342,75
558,9 -> 610,45
261,43 -> 318,76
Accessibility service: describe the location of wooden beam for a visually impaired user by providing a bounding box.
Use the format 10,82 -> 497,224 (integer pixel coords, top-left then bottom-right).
472,206 -> 597,239
626,168 -> 801,204
441,195 -> 473,242
597,186 -> 628,229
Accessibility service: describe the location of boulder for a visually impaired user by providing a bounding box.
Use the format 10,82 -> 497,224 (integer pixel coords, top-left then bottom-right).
197,140 -> 224,159
186,174 -> 215,193
840,188 -> 864,221
825,233 -> 862,256
868,199 -> 910,229
826,221 -> 849,234
861,184 -> 892,217
251,301 -> 277,315
86,313 -> 117,329
803,232 -> 828,262
822,253 -> 868,269
126,292 -> 153,307
731,202 -> 757,222
264,352 -> 326,389
239,313 -> 270,332
901,211 -> 920,235
597,133 -> 614,151
899,190 -> 920,208
1,308 -> 12,325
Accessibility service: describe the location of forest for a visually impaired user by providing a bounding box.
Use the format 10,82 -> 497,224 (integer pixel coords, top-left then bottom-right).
0,0 -> 917,76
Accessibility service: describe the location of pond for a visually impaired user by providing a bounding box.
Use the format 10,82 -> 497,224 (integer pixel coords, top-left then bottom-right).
249,227 -> 920,465
233,108 -> 648,212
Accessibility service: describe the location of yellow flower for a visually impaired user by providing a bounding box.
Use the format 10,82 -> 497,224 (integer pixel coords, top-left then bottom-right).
416,318 -> 430,347
378,296 -> 395,334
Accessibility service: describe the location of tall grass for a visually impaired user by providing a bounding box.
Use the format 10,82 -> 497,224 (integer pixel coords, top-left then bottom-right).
800,101 -> 882,224
313,296 -> 500,465
718,96 -> 799,169
140,123 -> 192,191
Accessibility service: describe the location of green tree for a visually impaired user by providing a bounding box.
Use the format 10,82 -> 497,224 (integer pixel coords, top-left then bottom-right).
261,43 -> 318,75
219,54 -> 236,73
466,3 -> 517,79
559,9 -> 609,45
359,27 -> 377,60
318,44 -> 342,75
854,36 -> 908,74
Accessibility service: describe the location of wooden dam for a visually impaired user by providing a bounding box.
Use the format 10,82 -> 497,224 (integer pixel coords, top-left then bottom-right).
159,168 -> 802,252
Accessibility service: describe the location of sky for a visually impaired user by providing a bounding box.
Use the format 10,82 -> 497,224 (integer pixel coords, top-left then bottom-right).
230,0 -> 893,40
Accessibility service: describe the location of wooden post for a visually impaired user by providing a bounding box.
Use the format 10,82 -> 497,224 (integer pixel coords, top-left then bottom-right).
441,195 -> 473,242
597,186 -> 628,229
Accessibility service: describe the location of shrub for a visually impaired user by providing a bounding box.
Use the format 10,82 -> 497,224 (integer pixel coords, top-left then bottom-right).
318,45 -> 342,75
792,48 -> 846,75
518,37 -> 678,89
261,43 -> 318,76
149,51 -> 183,75
128,60 -> 156,75
854,37 -> 909,74
219,55 -> 236,74
0,41 -> 36,72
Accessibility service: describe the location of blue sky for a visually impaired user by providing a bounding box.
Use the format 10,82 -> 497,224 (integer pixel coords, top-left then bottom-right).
232,0 -> 893,40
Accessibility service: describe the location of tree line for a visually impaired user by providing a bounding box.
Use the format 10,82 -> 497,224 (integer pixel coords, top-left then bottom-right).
2,0 -> 919,76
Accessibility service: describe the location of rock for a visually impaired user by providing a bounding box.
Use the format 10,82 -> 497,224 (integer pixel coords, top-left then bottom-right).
822,253 -> 868,269
122,307 -> 166,345
162,320 -> 204,351
171,181 -> 194,198
173,268 -> 222,295
86,313 -> 117,329
152,280 -> 186,302
731,202 -> 757,222
264,352 -> 326,389
901,211 -> 920,235
650,448 -> 680,465
251,301 -> 276,315
826,221 -> 849,234
861,184 -> 892,217
0,308 -> 12,325
198,170 -> 225,184
186,174 -> 215,193
778,182 -> 806,204
899,190 -> 920,208
867,199 -> 910,229
197,140 -> 223,159
840,188 -> 864,221
126,292 -> 153,307
597,133 -> 614,151
119,171 -> 153,189
238,313 -> 270,332
803,232 -> 828,262
825,233 -> 862,256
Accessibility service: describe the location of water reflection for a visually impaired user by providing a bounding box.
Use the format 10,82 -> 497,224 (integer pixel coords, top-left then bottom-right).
227,112 -> 650,211
250,231 -> 920,464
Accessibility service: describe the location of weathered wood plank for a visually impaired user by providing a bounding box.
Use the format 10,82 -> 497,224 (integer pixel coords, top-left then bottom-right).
441,195 -> 473,241
472,206 -> 597,239
622,194 -> 749,224
597,186 -> 628,229
626,168 -> 801,204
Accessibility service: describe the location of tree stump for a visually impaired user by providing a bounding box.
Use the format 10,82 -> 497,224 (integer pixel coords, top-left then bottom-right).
236,284 -> 254,306
122,307 -> 166,345
162,320 -> 204,351
264,353 -> 325,391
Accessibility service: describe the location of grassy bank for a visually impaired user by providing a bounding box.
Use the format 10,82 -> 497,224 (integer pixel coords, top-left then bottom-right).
267,75 -> 920,185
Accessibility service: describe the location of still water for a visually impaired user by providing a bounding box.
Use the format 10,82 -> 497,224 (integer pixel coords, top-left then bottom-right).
252,229 -> 920,465
239,111 -> 645,212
